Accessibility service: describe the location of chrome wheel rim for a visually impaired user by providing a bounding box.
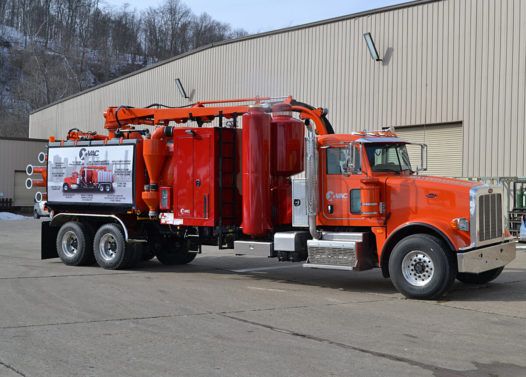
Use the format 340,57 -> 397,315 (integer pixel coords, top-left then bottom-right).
99,185 -> 104,192
61,231 -> 78,258
99,234 -> 117,261
402,250 -> 435,286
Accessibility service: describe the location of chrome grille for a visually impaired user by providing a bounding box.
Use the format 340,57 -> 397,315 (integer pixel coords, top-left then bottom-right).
478,193 -> 503,242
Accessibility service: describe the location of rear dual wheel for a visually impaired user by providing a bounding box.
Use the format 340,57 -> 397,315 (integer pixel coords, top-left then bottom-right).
93,223 -> 139,270
155,236 -> 197,265
56,221 -> 95,266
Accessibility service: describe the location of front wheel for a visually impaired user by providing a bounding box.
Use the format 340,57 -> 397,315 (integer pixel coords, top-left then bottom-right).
389,234 -> 455,300
63,183 -> 70,191
457,267 -> 504,284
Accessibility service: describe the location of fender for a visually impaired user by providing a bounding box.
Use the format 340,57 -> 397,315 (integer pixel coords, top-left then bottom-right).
379,219 -> 470,269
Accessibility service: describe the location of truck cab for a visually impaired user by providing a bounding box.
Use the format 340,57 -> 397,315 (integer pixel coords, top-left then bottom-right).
291,129 -> 516,299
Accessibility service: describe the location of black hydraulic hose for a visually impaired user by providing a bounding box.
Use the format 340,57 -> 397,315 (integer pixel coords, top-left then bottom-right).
289,100 -> 335,134
145,103 -> 196,109
114,105 -> 134,129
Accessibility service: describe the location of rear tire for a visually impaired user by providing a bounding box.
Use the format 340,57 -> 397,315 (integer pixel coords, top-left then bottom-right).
98,185 -> 104,192
93,223 -> 136,269
56,221 -> 94,266
457,267 -> 504,284
389,234 -> 455,300
156,237 -> 197,265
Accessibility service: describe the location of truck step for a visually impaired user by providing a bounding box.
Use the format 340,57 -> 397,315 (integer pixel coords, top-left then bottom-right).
305,232 -> 375,271
307,239 -> 358,267
320,231 -> 364,242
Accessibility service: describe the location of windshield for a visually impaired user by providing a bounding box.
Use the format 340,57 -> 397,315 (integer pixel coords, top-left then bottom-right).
365,143 -> 412,173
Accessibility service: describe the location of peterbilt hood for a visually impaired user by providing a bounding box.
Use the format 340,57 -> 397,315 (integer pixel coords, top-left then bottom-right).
384,175 -> 483,246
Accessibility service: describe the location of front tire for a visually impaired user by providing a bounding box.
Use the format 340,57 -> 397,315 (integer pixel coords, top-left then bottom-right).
457,267 -> 504,284
389,234 -> 455,300
94,223 -> 136,269
63,183 -> 70,191
56,221 -> 94,266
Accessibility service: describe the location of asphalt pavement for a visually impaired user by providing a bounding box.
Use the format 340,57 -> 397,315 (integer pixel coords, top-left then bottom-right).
1,219 -> 526,377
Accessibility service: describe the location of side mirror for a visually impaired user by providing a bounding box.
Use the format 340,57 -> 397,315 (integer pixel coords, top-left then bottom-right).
414,143 -> 428,173
342,142 -> 361,177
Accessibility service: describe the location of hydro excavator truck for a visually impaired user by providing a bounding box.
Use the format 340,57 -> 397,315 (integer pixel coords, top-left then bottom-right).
26,96 -> 516,299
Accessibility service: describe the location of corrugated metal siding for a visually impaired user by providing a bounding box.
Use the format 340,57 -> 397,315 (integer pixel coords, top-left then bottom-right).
29,0 -> 526,178
395,123 -> 463,177
0,139 -> 48,204
13,171 -> 37,207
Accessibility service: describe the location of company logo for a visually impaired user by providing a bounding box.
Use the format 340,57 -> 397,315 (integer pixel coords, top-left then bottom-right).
180,208 -> 190,215
79,148 -> 99,160
326,191 -> 348,202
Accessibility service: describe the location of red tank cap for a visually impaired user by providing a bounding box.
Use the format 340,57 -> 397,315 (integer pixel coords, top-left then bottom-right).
248,104 -> 265,113
272,102 -> 292,118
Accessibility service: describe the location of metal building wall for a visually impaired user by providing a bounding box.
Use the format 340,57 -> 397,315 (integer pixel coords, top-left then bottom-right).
29,0 -> 526,178
0,138 -> 47,204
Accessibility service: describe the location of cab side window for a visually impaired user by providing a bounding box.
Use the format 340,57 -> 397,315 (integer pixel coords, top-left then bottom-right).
326,147 -> 361,175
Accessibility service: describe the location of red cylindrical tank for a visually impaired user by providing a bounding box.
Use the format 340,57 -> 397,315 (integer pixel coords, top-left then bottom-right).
241,105 -> 272,236
270,103 -> 305,176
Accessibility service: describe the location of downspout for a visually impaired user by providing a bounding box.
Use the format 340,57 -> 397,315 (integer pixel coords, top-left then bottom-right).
305,121 -> 321,240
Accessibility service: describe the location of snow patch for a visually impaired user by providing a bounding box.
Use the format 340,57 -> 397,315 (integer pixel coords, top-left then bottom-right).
0,212 -> 32,220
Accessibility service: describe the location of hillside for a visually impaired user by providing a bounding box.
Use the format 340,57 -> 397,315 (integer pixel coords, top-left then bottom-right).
0,0 -> 247,138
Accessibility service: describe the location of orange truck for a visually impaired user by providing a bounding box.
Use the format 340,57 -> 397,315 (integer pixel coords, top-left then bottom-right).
63,166 -> 114,193
27,96 -> 516,299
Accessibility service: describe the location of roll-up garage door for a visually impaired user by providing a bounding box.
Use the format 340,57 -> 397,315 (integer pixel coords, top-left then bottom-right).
13,170 -> 37,207
395,123 -> 463,177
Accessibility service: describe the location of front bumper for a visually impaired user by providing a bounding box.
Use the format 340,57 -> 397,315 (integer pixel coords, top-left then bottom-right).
457,240 -> 517,273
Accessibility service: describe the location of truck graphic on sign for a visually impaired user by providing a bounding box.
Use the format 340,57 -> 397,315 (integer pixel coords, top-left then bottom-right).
63,166 -> 114,193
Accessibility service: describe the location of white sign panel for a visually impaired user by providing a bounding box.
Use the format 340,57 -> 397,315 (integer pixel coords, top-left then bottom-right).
47,145 -> 134,205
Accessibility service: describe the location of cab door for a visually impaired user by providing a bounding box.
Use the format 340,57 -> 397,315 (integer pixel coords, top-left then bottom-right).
320,146 -> 363,223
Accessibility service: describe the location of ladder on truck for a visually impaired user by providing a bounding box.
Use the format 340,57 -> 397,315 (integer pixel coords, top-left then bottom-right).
217,112 -> 237,249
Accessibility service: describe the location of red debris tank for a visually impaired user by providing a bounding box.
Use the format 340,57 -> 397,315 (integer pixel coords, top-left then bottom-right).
241,105 -> 272,236
270,102 -> 305,176
270,103 -> 305,225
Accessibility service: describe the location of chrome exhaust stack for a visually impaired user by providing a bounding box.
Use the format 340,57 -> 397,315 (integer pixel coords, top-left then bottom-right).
305,120 -> 320,240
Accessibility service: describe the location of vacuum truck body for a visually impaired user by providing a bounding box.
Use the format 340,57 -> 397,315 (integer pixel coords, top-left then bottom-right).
26,96 -> 517,299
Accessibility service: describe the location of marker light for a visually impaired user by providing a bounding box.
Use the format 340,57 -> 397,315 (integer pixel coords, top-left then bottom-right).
451,218 -> 470,231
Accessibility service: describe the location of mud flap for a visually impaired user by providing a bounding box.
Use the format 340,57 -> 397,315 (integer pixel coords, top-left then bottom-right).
41,221 -> 59,259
